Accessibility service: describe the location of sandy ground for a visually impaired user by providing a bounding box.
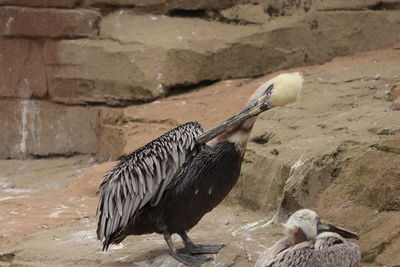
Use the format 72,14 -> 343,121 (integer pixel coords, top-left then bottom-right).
1,44 -> 399,266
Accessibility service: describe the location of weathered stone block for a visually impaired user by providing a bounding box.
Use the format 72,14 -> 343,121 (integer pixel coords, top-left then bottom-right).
0,6 -> 100,38
0,0 -> 77,8
99,10 -> 307,88
0,99 -> 99,158
315,11 -> 400,54
0,38 -> 47,98
44,39 -> 166,105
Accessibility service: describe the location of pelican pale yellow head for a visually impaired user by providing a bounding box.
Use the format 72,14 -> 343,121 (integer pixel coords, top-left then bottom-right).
248,72 -> 303,108
269,72 -> 303,106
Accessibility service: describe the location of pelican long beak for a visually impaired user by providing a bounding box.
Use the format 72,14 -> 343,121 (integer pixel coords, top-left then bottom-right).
318,222 -> 359,240
195,85 -> 274,144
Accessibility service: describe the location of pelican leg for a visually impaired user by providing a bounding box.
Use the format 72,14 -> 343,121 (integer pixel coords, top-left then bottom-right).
177,232 -> 225,255
163,233 -> 213,267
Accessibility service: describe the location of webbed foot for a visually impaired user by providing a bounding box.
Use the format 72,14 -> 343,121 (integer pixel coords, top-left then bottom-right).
177,243 -> 225,255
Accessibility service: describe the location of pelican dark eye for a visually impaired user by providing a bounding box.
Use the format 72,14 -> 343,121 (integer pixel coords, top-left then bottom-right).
266,83 -> 274,96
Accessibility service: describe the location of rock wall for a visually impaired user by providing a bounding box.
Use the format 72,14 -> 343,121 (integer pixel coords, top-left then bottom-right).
1,0 -> 400,159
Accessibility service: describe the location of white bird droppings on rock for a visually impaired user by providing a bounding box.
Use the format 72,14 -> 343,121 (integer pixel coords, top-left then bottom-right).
48,210 -> 66,218
156,84 -> 164,92
5,16 -> 14,33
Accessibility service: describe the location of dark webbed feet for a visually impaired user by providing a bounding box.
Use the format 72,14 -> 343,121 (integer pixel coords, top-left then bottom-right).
177,244 -> 225,255
178,231 -> 225,254
164,233 -> 214,267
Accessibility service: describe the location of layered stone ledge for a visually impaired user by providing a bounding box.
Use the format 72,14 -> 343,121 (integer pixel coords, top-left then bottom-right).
0,6 -> 100,38
0,0 -> 399,159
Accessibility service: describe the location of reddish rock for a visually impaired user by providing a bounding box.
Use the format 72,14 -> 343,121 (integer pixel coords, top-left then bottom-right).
0,38 -> 47,98
0,100 -> 21,158
0,6 -> 100,38
0,0 -> 77,8
0,99 -> 100,158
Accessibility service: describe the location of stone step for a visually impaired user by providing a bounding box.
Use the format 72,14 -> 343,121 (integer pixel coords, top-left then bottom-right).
0,99 -> 99,158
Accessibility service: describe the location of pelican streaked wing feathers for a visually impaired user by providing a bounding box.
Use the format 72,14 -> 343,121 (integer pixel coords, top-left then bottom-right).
96,122 -> 204,249
258,235 -> 360,267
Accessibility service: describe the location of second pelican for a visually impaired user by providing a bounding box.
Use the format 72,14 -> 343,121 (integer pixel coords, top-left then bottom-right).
256,209 -> 361,267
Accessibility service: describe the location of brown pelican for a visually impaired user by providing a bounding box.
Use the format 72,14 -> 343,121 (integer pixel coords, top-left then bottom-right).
96,73 -> 303,266
255,209 -> 361,267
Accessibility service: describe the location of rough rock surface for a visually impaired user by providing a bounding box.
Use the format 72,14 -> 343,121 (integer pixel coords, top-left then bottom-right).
220,4 -> 269,24
0,38 -> 47,98
0,6 -> 100,38
0,100 -> 100,158
44,39 -> 166,106
0,0 -> 78,8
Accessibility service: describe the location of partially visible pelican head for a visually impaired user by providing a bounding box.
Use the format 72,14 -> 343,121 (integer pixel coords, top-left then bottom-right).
283,209 -> 319,240
239,72 -> 303,129
283,209 -> 359,241
247,72 -> 303,110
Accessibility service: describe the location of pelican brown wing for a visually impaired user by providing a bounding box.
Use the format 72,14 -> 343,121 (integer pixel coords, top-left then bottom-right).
96,121 -> 204,249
